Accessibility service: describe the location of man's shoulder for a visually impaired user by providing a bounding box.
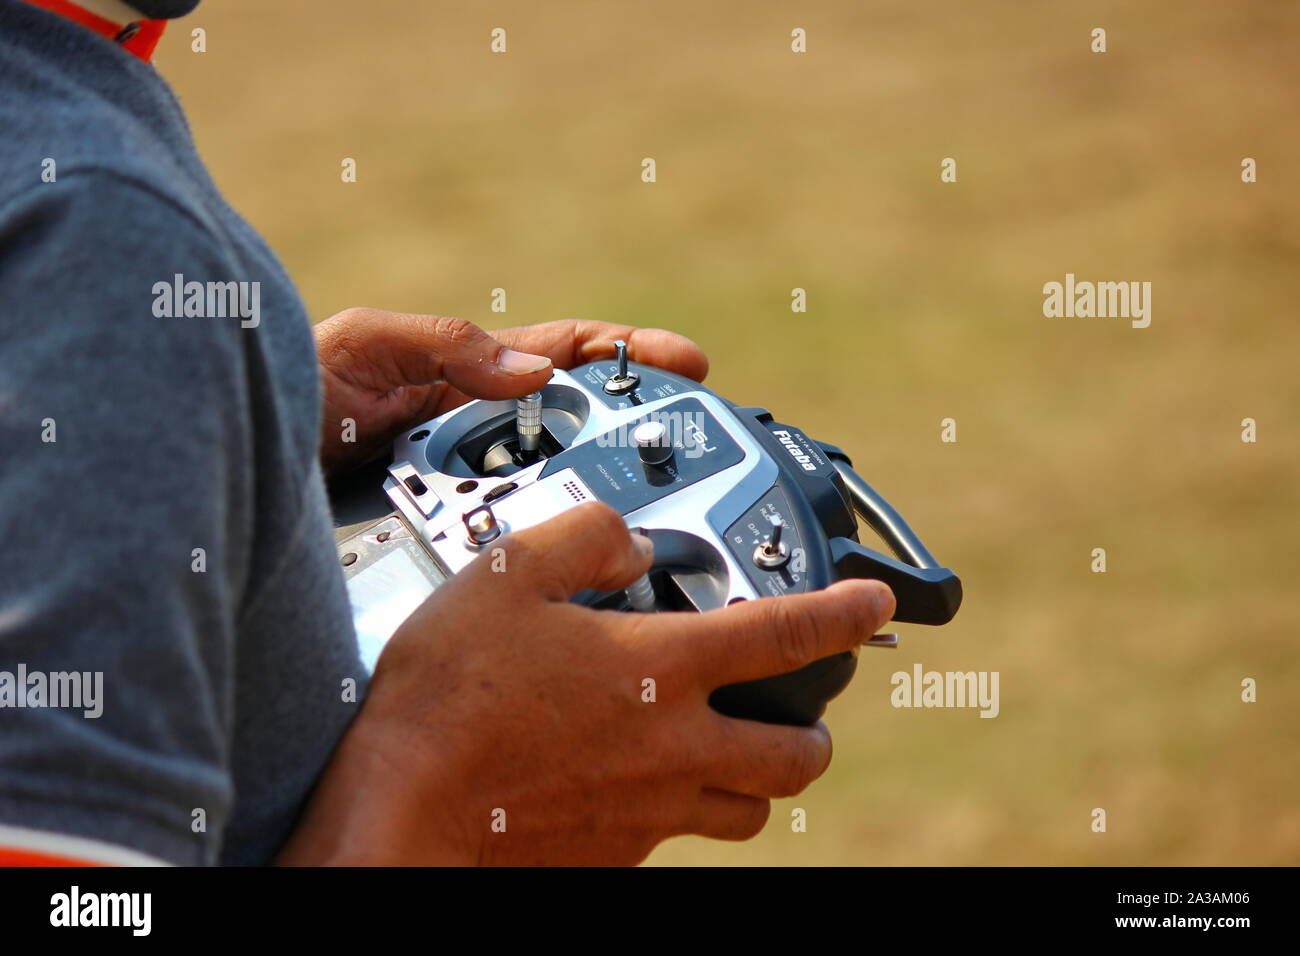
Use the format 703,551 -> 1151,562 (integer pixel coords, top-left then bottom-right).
0,120 -> 217,246
0,8 -> 208,226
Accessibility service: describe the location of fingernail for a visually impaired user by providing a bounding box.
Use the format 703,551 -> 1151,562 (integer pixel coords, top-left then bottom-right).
873,586 -> 895,621
631,534 -> 655,562
498,349 -> 552,375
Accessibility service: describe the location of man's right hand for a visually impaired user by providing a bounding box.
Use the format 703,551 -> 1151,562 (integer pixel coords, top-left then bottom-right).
279,502 -> 895,866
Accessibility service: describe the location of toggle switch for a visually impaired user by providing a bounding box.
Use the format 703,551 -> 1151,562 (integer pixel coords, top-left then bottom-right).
752,515 -> 789,570
603,339 -> 640,396
634,420 -> 674,467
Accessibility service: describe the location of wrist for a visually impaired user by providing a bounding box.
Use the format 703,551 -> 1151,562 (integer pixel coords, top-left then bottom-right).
277,713 -> 480,866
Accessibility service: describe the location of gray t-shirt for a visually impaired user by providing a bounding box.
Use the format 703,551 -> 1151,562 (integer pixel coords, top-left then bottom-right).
0,2 -> 365,864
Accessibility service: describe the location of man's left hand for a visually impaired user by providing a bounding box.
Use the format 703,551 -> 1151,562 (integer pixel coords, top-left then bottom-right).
313,308 -> 710,473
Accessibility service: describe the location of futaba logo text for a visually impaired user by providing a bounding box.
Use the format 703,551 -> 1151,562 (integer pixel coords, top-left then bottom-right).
772,430 -> 817,472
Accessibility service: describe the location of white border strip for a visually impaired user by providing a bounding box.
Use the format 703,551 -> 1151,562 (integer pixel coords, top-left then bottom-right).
0,823 -> 171,867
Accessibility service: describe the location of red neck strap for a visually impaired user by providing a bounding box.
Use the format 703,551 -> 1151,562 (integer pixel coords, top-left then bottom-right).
23,0 -> 167,63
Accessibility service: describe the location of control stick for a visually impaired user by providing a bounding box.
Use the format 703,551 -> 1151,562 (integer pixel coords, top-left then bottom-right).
516,392 -> 543,462
623,528 -> 657,612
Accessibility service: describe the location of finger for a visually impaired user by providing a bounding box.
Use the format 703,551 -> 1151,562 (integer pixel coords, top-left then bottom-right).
429,320 -> 711,415
489,320 -> 710,383
320,308 -> 555,400
681,789 -> 771,841
649,579 -> 897,688
488,501 -> 653,601
703,718 -> 833,799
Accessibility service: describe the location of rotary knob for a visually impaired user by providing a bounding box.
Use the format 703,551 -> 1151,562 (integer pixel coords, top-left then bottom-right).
634,421 -> 673,466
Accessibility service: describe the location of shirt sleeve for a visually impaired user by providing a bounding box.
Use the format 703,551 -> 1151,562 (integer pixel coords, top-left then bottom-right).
0,169 -> 258,865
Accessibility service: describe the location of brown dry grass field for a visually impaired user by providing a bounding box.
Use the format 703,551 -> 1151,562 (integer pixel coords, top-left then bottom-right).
159,0 -> 1299,865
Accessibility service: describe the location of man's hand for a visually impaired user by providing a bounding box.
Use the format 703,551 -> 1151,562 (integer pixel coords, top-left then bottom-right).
279,503 -> 895,866
313,309 -> 709,473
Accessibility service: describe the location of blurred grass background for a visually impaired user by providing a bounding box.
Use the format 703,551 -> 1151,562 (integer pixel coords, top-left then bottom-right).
159,0 -> 1299,864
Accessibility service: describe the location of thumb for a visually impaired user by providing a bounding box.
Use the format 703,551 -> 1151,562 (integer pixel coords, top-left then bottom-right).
493,502 -> 654,601
327,309 -> 554,399
651,579 -> 896,689
407,314 -> 553,398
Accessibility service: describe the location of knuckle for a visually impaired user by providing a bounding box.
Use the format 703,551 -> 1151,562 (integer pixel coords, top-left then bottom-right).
432,315 -> 482,347
762,600 -> 821,672
495,529 -> 530,561
317,312 -> 369,363
490,532 -> 542,582
576,500 -> 626,538
334,306 -> 371,324
828,593 -> 862,646
508,508 -> 623,595
568,503 -> 630,561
